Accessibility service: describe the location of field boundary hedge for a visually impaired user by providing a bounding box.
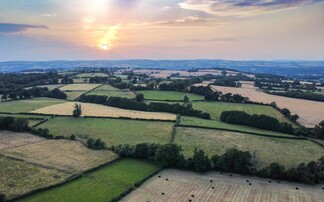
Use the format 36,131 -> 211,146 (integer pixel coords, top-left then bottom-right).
175,125 -> 307,140
31,119 -> 49,128
144,98 -> 205,102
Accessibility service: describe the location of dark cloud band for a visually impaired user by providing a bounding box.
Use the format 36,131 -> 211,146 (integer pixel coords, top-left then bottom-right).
0,23 -> 48,33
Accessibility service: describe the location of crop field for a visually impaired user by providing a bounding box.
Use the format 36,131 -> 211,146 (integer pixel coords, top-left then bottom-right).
59,84 -> 101,91
211,84 -> 324,127
122,169 -> 324,202
0,131 -> 44,150
31,102 -> 176,121
36,117 -> 174,147
0,97 -> 66,113
136,90 -> 204,101
2,139 -> 118,173
87,84 -> 136,98
64,91 -> 87,100
179,116 -> 294,137
0,156 -> 70,199
173,127 -> 324,168
19,159 -> 159,202
75,73 -> 109,78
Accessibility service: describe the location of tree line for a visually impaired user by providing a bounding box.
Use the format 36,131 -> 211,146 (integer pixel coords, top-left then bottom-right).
78,95 -> 211,119
1,87 -> 67,101
220,110 -> 295,134
266,90 -> 324,102
113,143 -> 324,184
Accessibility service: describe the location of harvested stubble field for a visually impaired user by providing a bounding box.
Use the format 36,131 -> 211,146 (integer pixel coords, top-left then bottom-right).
174,127 -> 324,168
122,169 -> 324,202
0,97 -> 66,113
36,117 -> 174,147
0,131 -> 44,150
0,155 -> 70,199
1,139 -> 118,173
179,116 -> 294,137
211,84 -> 324,127
19,159 -> 158,202
64,91 -> 87,100
87,84 -> 135,98
59,83 -> 101,91
30,102 -> 176,121
136,90 -> 204,101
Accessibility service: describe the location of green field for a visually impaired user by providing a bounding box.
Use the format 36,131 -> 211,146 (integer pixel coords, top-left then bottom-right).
19,159 -> 158,202
25,84 -> 65,91
75,73 -> 109,78
0,98 -> 66,113
193,101 -> 292,123
87,84 -> 135,98
64,91 -> 87,100
179,116 -> 293,137
0,156 -> 70,199
37,117 -> 174,147
174,127 -> 324,168
136,90 -> 204,101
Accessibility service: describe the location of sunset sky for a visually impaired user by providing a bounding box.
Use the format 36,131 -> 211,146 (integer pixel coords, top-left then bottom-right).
0,0 -> 323,61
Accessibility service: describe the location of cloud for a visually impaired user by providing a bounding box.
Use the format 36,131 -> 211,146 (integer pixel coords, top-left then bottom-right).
187,37 -> 236,42
0,23 -> 48,33
179,0 -> 324,17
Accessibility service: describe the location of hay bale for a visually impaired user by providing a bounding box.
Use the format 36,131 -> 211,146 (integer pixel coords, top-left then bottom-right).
162,192 -> 165,195
212,187 -> 215,189
210,180 -> 213,182
249,183 -> 252,185
246,180 -> 249,182
268,181 -> 271,183
191,194 -> 195,197
296,187 -> 299,190
166,178 -> 169,181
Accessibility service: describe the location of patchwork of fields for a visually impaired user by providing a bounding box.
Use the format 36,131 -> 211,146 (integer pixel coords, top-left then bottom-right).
122,169 -> 324,202
59,84 -> 102,100
136,90 -> 204,101
30,102 -> 176,121
19,159 -> 159,202
36,117 -> 174,147
211,84 -> 324,127
173,127 -> 324,168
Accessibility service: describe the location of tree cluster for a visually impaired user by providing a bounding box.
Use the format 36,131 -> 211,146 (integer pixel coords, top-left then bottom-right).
0,116 -> 29,132
220,110 -> 294,134
266,91 -> 324,102
213,78 -> 241,87
270,102 -> 299,123
87,138 -> 105,149
1,87 -> 67,101
61,77 -> 74,84
89,76 -> 108,83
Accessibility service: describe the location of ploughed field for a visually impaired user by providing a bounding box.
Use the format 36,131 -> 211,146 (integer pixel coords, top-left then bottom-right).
122,169 -> 324,202
35,117 -> 174,147
19,159 -> 158,202
174,127 -> 324,168
30,102 -> 176,121
211,83 -> 324,127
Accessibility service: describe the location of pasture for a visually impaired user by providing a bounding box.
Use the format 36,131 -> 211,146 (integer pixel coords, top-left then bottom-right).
87,84 -> 136,98
0,97 -> 66,113
211,84 -> 324,127
122,169 -> 324,202
59,84 -> 101,91
2,139 -> 118,173
179,116 -> 294,137
36,117 -> 174,147
173,127 -> 324,168
19,159 -> 158,202
0,156 -> 70,199
136,90 -> 204,101
30,102 -> 176,121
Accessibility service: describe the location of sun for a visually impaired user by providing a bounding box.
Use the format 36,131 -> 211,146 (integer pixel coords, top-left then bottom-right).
100,42 -> 111,50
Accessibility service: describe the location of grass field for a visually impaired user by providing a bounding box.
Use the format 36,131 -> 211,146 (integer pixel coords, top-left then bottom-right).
122,169 -> 324,202
31,102 -> 176,120
25,84 -> 65,91
2,139 -> 118,173
36,117 -> 174,147
174,127 -> 324,168
0,98 -> 66,113
75,73 -> 109,78
0,155 -> 70,199
0,131 -> 44,150
19,159 -> 158,202
136,90 -> 204,101
179,116 -> 294,137
59,84 -> 101,91
86,84 -> 135,98
64,91 -> 87,100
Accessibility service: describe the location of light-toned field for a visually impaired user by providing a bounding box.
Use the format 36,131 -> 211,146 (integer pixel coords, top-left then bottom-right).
0,156 -> 70,199
25,84 -> 65,90
174,127 -> 324,168
137,90 -> 204,101
122,169 -> 324,202
19,159 -> 159,202
0,97 -> 66,113
59,84 -> 101,91
87,84 -> 136,98
1,139 -> 118,173
0,131 -> 44,150
36,117 -> 174,147
64,91 -> 86,100
211,84 -> 324,127
75,73 -> 109,78
30,102 -> 176,121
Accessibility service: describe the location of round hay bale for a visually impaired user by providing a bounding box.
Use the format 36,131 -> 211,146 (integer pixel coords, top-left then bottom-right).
212,187 -> 215,189
296,187 -> 299,190
249,183 -> 252,185
166,178 -> 169,181
268,181 -> 271,183
191,194 -> 195,197
158,176 -> 161,178
229,174 -> 232,177
210,180 -> 213,183
246,180 -> 249,182
162,192 -> 165,195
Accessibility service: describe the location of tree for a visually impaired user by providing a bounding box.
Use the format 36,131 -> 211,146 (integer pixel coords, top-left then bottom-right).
192,148 -> 210,172
314,120 -> 324,139
135,93 -> 144,102
72,103 -> 82,118
0,193 -> 5,202
183,95 -> 189,103
154,144 -> 185,168
1,94 -> 7,101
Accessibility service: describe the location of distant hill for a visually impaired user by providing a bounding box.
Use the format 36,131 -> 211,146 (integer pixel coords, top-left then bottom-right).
0,59 -> 323,78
